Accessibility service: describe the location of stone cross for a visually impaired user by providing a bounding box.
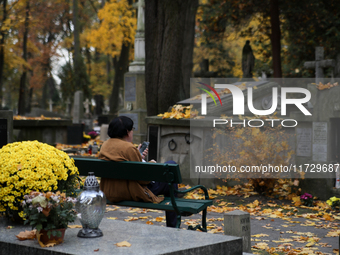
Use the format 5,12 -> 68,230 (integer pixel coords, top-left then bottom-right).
48,99 -> 53,112
83,99 -> 91,115
129,0 -> 145,72
304,47 -> 335,84
134,0 -> 144,31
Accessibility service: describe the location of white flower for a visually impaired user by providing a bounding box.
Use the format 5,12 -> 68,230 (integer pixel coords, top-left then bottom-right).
21,201 -> 26,206
37,207 -> 43,213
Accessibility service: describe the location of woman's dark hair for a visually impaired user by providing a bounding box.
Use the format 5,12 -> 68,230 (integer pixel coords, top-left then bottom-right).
107,116 -> 134,138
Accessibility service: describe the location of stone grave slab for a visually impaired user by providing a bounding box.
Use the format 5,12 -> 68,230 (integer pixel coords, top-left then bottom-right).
0,217 -> 242,255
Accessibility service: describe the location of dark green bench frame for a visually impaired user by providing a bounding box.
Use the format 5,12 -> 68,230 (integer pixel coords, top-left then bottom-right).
73,157 -> 213,231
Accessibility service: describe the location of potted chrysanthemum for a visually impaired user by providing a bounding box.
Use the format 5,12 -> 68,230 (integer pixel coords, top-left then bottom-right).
0,141 -> 79,221
21,191 -> 77,246
326,196 -> 340,212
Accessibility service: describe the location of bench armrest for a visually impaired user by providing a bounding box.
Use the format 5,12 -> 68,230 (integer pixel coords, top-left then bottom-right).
175,185 -> 210,200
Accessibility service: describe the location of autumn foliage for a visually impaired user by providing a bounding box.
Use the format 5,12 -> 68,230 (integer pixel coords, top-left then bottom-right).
209,126 -> 298,194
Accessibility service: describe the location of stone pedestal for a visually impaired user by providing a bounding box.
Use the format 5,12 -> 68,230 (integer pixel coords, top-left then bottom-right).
73,91 -> 84,124
119,72 -> 147,145
224,210 -> 251,253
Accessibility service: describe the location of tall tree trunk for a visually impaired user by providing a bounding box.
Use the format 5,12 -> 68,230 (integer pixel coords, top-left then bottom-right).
73,0 -> 80,61
108,0 -> 132,115
18,0 -> 30,115
72,0 -> 90,98
106,54 -> 111,88
181,0 -> 198,99
0,0 -> 7,110
145,0 -> 188,116
270,0 -> 282,78
109,43 -> 130,116
85,47 -> 91,77
73,0 -> 80,86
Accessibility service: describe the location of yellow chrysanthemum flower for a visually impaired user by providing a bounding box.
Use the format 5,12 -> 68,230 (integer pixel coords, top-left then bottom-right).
0,140 -> 79,217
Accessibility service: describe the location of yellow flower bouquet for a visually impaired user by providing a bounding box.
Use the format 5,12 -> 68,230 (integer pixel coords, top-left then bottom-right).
326,196 -> 340,211
0,141 -> 79,220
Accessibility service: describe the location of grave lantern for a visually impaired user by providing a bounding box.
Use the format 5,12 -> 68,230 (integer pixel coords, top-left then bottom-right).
76,172 -> 106,238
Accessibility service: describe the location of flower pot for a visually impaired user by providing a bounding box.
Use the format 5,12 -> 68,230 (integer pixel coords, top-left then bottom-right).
38,228 -> 66,245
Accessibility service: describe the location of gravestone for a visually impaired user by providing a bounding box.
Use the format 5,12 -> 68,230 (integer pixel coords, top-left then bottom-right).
83,98 -> 93,132
100,124 -> 109,142
73,91 -> 84,124
120,0 -> 147,144
224,210 -> 251,253
48,99 -> 53,112
94,94 -> 104,116
0,110 -> 13,149
65,98 -> 71,117
290,77 -> 340,199
304,47 -> 335,84
296,128 -> 312,157
69,91 -> 86,143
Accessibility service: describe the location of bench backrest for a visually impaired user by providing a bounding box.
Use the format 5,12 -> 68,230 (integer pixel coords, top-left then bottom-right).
73,157 -> 182,184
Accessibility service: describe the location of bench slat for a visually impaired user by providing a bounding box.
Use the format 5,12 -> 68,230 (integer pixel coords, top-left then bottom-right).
73,157 -> 182,183
113,197 -> 213,214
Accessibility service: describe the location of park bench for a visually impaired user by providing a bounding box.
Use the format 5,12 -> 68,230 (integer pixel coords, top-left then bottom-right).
73,157 -> 213,232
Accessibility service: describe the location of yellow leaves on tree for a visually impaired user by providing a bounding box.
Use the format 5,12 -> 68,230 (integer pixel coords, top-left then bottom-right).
86,0 -> 136,58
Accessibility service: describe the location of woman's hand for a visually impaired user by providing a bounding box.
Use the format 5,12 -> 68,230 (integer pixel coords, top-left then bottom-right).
137,144 -> 148,160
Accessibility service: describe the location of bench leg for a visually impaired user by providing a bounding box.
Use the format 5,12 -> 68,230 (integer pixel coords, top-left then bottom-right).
187,208 -> 208,232
201,208 -> 207,232
175,215 -> 182,228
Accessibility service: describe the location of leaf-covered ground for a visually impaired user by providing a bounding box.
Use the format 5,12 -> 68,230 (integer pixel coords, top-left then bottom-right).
97,182 -> 339,255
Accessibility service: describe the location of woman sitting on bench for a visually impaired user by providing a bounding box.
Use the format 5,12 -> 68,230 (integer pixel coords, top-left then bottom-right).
98,116 -> 178,228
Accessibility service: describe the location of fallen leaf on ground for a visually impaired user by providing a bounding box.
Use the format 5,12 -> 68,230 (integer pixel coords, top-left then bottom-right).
106,208 -> 117,212
155,216 -> 165,222
16,230 -> 36,240
124,217 -> 138,222
252,233 -> 269,237
107,217 -> 118,220
326,230 -> 340,237
68,225 -> 82,228
115,241 -> 131,247
252,242 -> 268,249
